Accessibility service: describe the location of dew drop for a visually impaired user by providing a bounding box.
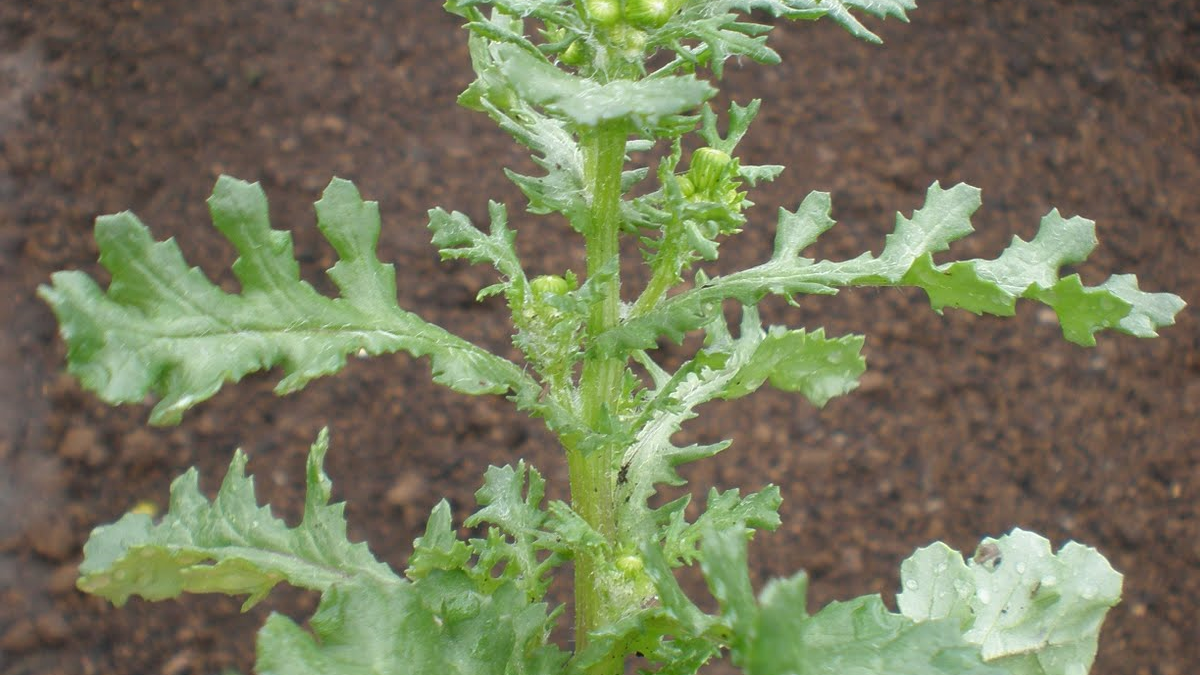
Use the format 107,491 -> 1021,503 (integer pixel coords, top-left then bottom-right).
1081,585 -> 1096,600
1015,562 -> 1027,574
1042,575 -> 1058,587
934,562 -> 948,574
953,579 -> 971,598
977,588 -> 991,605
905,579 -> 919,591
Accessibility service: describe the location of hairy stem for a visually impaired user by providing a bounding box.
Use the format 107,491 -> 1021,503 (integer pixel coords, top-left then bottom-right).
570,120 -> 628,675
580,122 -> 626,426
630,243 -> 680,318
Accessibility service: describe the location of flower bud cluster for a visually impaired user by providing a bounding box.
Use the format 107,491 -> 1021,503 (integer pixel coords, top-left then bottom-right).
677,147 -> 745,212
585,0 -> 684,30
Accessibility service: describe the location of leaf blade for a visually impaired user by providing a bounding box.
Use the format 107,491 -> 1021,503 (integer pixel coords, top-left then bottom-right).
76,430 -> 399,609
898,529 -> 1123,675
257,574 -> 568,675
39,177 -> 535,425
598,182 -> 1185,355
496,44 -> 716,127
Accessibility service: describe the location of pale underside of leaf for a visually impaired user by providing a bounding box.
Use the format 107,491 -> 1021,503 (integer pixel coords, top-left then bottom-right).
898,528 -> 1122,675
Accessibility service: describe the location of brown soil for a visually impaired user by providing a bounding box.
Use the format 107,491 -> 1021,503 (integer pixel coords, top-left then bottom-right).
1,1 -> 1197,674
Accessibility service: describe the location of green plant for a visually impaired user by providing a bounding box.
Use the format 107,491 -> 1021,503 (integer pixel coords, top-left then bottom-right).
38,1 -> 1185,674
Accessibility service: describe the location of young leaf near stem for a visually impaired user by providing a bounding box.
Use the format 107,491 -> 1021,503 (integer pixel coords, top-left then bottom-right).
41,1 -> 1185,675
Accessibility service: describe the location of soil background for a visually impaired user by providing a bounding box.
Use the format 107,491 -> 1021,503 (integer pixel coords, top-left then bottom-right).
1,1 -> 1197,674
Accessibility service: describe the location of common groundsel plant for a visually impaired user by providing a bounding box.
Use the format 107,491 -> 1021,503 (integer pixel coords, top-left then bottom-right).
38,1 -> 1185,674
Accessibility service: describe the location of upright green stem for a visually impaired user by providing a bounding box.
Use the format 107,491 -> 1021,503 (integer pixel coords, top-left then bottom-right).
580,123 -> 625,422
569,120 -> 627,675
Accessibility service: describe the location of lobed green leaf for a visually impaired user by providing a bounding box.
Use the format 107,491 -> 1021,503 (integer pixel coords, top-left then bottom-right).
614,303 -> 863,555
748,589 -> 1002,675
657,16 -> 782,78
466,462 -> 571,600
706,306 -> 866,406
77,429 -> 398,609
258,573 -> 568,675
623,526 -> 1122,675
38,176 -> 536,425
725,0 -> 915,43
598,182 -> 1185,356
79,434 -> 571,674
496,44 -> 716,127
448,0 -> 577,23
407,500 -> 475,580
661,486 -> 783,566
640,527 -> 1006,675
814,0 -> 916,43
459,28 -> 593,225
429,200 -> 526,299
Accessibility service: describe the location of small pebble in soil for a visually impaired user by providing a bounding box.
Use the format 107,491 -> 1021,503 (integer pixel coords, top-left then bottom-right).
119,428 -> 164,468
34,610 -> 70,645
47,563 -> 80,595
57,423 -> 108,467
28,518 -> 75,562
386,472 -> 427,508
162,649 -> 198,675
0,618 -> 38,653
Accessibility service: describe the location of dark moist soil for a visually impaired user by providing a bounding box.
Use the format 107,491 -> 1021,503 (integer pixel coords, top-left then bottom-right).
1,1 -> 1197,674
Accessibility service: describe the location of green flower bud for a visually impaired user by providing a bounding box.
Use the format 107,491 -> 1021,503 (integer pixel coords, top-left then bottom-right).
624,0 -> 683,29
687,147 -> 733,195
609,23 -> 648,59
585,0 -> 622,27
615,554 -> 643,575
531,274 -> 570,296
560,39 -> 587,66
676,175 -> 695,198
